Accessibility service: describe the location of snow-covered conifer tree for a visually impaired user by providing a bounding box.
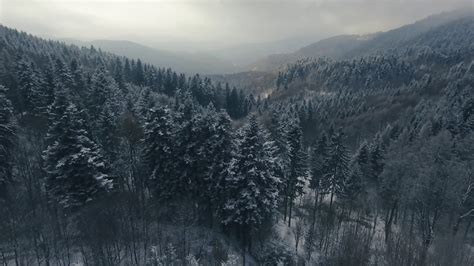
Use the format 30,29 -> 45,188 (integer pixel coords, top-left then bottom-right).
43,93 -> 113,209
222,115 -> 280,257
0,86 -> 15,197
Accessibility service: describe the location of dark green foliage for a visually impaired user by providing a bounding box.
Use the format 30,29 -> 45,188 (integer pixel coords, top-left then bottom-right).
225,87 -> 251,119
0,86 -> 15,196
341,161 -> 363,202
309,133 -> 329,191
15,59 -> 46,116
286,120 -> 307,198
172,105 -> 235,203
277,56 -> 415,92
222,115 -> 280,228
97,105 -> 120,161
254,240 -> 297,265
143,106 -> 177,200
283,119 -> 307,225
368,136 -> 385,184
54,58 -> 75,91
193,107 -> 235,205
43,101 -> 113,209
87,65 -> 113,119
322,130 -> 350,199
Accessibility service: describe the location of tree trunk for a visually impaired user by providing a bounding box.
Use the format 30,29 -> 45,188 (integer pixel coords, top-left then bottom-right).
329,192 -> 334,213
241,228 -> 247,266
406,211 -> 415,266
372,210 -> 378,231
463,218 -> 472,239
288,197 -> 294,227
452,216 -> 462,236
384,201 -> 397,243
2,251 -> 7,266
295,236 -> 299,253
420,237 -> 431,266
311,190 -> 318,230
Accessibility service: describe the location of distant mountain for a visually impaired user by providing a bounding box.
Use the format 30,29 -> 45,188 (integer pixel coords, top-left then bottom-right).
343,8 -> 473,58
60,38 -> 238,75
209,36 -> 324,67
250,34 -> 375,71
250,9 -> 473,71
273,15 -> 474,103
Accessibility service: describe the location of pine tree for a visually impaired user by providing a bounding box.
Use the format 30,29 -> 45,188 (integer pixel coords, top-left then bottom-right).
309,133 -> 329,192
42,58 -> 57,110
172,107 -> 204,199
222,115 -> 280,257
269,111 -> 291,211
368,136 -> 385,185
226,88 -> 243,119
97,104 -> 120,162
16,59 -> 45,115
143,106 -> 177,200
284,119 -> 307,226
460,98 -> 474,134
123,58 -> 132,83
341,161 -> 363,203
353,140 -> 371,183
308,132 -> 329,235
192,106 -> 235,209
70,59 -> 87,100
133,59 -> 145,85
354,141 -> 369,166
113,58 -> 126,92
322,130 -> 350,210
43,99 -> 113,209
15,58 -> 33,112
45,87 -> 69,146
136,88 -> 156,123
177,89 -> 198,121
0,86 -> 15,197
87,65 -> 111,118
54,58 -> 74,91
271,111 -> 290,156
207,110 -> 235,206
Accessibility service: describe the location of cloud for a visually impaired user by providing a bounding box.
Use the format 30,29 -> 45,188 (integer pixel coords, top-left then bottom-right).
0,0 -> 471,50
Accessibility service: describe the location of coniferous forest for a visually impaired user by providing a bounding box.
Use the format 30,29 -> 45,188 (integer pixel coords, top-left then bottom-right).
1,7 -> 474,266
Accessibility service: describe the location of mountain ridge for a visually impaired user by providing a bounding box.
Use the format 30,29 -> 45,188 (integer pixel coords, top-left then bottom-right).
250,8 -> 473,72
59,38 -> 239,75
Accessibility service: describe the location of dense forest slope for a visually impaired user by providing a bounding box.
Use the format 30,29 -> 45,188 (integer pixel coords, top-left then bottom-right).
272,15 -> 474,142
251,9 -> 472,71
250,34 -> 371,72
0,10 -> 474,266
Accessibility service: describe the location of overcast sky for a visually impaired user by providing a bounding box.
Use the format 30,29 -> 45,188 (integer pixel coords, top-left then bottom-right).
1,0 -> 472,51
